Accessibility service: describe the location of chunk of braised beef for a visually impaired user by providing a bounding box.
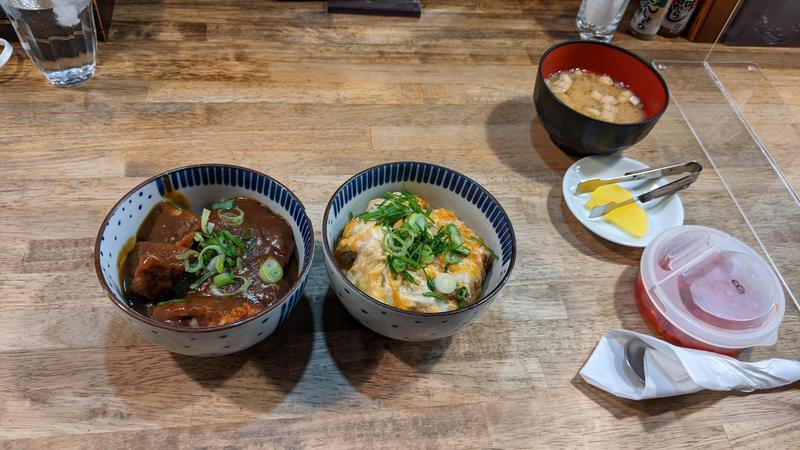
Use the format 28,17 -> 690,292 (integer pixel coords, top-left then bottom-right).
152,295 -> 264,328
125,242 -> 190,301
210,197 -> 294,266
137,201 -> 200,248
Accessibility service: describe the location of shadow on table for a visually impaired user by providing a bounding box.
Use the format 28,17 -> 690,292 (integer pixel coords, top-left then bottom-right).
486,98 -> 577,178
612,266 -> 651,334
322,286 -> 453,401
104,295 -> 314,424
572,371 -> 800,427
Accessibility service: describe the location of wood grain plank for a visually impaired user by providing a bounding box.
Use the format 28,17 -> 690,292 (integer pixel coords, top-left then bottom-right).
1,0 -> 799,447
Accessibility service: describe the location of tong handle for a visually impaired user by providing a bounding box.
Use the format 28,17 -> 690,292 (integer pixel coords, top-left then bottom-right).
638,173 -> 698,203
624,161 -> 702,181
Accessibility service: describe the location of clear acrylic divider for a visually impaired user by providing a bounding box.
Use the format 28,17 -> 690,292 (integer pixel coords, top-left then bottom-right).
652,0 -> 800,313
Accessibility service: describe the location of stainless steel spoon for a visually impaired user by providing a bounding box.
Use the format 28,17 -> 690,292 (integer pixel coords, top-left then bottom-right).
624,338 -> 650,385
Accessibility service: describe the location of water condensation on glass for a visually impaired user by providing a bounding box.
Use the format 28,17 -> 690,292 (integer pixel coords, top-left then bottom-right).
577,0 -> 631,42
0,0 -> 96,87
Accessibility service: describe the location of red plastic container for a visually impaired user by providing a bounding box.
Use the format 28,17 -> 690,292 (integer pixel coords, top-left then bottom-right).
637,225 -> 785,356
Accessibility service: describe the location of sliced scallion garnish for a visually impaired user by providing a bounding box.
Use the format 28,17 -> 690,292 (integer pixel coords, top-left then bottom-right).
178,249 -> 204,273
212,199 -> 235,211
219,206 -> 245,226
259,257 -> 283,283
155,298 -> 190,307
354,191 -> 498,286
433,273 -> 456,294
213,272 -> 235,288
443,252 -> 461,265
446,224 -> 463,246
220,230 -> 247,249
455,286 -> 469,305
201,208 -> 211,234
211,276 -> 251,297
419,244 -> 434,265
452,245 -> 471,257
423,291 -> 445,301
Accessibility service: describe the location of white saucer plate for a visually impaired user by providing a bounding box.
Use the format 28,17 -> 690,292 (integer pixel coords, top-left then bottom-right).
562,155 -> 684,248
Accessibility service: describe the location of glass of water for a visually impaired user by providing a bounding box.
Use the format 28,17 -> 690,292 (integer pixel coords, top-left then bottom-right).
0,0 -> 96,87
576,0 -> 631,42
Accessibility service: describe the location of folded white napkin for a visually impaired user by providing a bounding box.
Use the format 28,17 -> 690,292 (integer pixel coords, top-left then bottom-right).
580,329 -> 800,400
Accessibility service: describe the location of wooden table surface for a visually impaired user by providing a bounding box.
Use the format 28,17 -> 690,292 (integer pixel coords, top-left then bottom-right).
2,1 -> 799,448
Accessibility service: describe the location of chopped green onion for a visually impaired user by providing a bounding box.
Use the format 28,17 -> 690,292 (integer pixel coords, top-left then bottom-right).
434,273 -> 456,294
452,245 -> 471,257
419,244 -> 434,265
213,272 -> 235,288
220,230 -> 247,249
382,231 -> 411,256
201,208 -> 211,234
211,276 -> 251,297
259,257 -> 283,283
424,269 -> 436,292
190,268 -> 216,289
212,199 -> 235,211
456,286 -> 469,303
194,232 -> 204,243
402,271 -> 417,285
390,257 -> 406,273
406,213 -> 428,235
155,298 -> 190,307
358,191 -> 428,227
423,291 -> 446,301
197,244 -> 224,262
470,236 -> 499,260
446,224 -> 463,246
443,252 -> 461,265
219,206 -> 245,226
236,256 -> 243,270
178,250 -> 204,273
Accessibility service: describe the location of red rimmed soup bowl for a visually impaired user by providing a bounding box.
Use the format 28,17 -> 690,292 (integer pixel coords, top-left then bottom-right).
533,40 -> 669,156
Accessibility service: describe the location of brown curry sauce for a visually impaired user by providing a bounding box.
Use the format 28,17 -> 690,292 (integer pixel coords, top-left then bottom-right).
119,196 -> 298,328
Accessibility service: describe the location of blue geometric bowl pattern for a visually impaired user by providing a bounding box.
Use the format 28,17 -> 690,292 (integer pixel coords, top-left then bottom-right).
322,161 -> 517,341
95,164 -> 314,356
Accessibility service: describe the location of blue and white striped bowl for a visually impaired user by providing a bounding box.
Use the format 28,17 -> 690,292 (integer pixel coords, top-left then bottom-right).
322,162 -> 516,341
94,164 -> 314,356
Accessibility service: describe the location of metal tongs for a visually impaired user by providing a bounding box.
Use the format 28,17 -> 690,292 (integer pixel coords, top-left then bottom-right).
576,161 -> 703,218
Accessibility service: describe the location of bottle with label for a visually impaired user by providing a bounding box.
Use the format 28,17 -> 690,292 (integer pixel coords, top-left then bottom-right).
630,0 -> 673,40
659,0 -> 700,37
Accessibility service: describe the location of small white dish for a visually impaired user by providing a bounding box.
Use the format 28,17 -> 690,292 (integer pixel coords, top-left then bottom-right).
562,156 -> 684,248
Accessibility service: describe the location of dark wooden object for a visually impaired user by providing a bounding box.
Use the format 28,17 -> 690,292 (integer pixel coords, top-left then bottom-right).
0,0 -> 115,42
327,0 -> 421,17
683,0 -> 740,43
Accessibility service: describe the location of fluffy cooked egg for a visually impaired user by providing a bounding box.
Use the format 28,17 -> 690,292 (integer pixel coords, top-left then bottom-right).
334,196 -> 492,313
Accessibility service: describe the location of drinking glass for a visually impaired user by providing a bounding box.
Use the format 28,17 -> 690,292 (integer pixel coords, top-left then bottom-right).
0,0 -> 96,87
576,0 -> 631,42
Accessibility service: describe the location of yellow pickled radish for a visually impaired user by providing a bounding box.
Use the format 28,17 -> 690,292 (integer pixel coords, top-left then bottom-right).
585,185 -> 648,238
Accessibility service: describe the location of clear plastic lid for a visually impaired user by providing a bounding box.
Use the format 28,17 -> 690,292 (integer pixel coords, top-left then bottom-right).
641,225 -> 785,349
